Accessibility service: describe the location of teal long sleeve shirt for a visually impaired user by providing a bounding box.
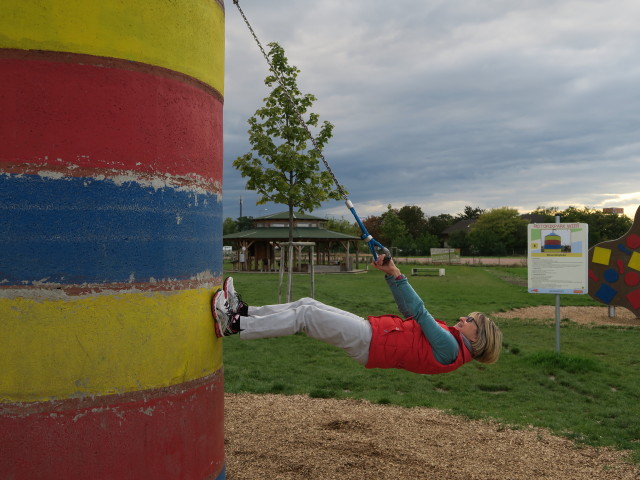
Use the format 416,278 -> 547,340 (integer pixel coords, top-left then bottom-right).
385,274 -> 459,365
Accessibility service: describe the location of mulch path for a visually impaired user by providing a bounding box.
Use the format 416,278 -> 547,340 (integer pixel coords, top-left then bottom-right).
224,393 -> 639,479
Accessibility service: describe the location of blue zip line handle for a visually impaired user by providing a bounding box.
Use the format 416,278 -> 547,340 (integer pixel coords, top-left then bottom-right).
346,200 -> 391,263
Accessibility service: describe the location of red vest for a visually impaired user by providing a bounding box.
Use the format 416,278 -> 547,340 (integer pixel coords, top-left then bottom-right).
365,315 -> 472,374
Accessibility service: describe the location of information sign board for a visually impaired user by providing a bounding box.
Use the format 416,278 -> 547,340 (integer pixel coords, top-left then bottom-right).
528,223 -> 589,294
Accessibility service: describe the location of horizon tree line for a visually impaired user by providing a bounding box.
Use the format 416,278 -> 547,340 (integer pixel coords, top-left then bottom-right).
223,205 -> 632,257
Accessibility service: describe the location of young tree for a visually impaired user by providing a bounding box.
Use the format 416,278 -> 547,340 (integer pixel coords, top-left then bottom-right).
233,42 -> 342,244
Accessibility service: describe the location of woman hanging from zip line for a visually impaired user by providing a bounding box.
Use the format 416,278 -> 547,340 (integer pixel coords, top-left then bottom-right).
212,255 -> 502,374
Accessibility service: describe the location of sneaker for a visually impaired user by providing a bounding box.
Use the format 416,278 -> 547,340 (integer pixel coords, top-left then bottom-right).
212,289 -> 240,337
223,277 -> 249,316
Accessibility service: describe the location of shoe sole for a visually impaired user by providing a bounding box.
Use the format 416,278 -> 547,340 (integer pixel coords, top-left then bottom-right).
211,289 -> 225,338
223,277 -> 239,312
223,277 -> 232,301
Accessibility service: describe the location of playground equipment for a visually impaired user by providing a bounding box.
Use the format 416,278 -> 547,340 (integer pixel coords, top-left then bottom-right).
588,205 -> 640,318
0,1 -> 226,478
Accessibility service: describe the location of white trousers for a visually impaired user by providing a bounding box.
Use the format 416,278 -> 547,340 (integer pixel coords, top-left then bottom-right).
239,297 -> 373,365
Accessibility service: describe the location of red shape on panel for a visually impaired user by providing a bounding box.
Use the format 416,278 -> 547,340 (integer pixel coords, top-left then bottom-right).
627,289 -> 640,310
627,234 -> 640,249
625,271 -> 640,287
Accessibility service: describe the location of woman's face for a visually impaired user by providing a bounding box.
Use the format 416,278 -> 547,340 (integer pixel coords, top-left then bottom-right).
455,314 -> 479,341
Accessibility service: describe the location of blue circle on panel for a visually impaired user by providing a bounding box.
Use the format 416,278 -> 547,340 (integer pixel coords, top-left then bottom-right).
603,268 -> 619,283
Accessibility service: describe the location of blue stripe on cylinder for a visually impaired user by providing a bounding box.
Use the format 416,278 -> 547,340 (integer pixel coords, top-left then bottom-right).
0,173 -> 221,285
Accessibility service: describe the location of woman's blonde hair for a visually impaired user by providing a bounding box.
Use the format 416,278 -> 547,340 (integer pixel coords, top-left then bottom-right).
468,312 -> 502,364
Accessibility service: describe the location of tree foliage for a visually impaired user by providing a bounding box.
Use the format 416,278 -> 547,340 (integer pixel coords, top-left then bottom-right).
223,217 -> 238,236
232,42 -> 342,242
222,198 -> 633,257
359,205 -> 440,255
325,217 -> 360,236
397,205 -> 428,239
471,207 -> 527,254
381,205 -> 408,249
362,204 -> 631,257
362,215 -> 383,247
427,213 -> 456,237
457,206 -> 485,220
530,206 -> 632,245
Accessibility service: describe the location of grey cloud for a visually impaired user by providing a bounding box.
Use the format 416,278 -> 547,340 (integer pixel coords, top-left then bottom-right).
223,0 -> 640,220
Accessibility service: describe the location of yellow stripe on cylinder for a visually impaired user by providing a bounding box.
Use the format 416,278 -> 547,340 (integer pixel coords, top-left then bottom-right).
0,0 -> 224,92
0,289 -> 223,402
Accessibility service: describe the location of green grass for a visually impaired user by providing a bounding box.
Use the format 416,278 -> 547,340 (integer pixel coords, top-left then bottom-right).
222,264 -> 640,463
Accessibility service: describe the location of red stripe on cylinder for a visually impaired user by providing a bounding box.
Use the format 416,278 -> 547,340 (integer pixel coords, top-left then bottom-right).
0,53 -> 222,182
0,371 -> 225,480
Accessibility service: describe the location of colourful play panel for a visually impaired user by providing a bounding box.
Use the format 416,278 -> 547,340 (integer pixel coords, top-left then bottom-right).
588,206 -> 640,315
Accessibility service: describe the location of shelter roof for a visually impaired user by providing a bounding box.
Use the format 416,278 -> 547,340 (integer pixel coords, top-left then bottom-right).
224,227 -> 359,241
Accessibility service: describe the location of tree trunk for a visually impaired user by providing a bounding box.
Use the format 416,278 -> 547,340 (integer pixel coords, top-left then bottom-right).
287,202 -> 294,301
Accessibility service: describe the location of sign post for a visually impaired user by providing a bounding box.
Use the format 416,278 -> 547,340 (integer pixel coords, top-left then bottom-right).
528,220 -> 589,352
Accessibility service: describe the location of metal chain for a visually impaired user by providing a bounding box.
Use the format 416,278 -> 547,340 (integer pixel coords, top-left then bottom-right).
232,0 -> 349,201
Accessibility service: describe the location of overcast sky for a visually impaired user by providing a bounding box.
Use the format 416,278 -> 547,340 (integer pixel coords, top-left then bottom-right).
223,0 -> 640,222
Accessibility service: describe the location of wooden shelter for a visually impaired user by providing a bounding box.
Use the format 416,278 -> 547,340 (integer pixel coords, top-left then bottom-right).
223,212 -> 363,272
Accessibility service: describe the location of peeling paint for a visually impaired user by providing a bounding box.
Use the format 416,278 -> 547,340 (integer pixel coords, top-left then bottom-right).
0,273 -> 220,299
2,164 -> 223,199
36,170 -> 65,180
72,412 -> 87,423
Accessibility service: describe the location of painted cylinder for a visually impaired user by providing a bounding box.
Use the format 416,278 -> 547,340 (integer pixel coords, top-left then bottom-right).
0,1 -> 225,479
544,233 -> 562,251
